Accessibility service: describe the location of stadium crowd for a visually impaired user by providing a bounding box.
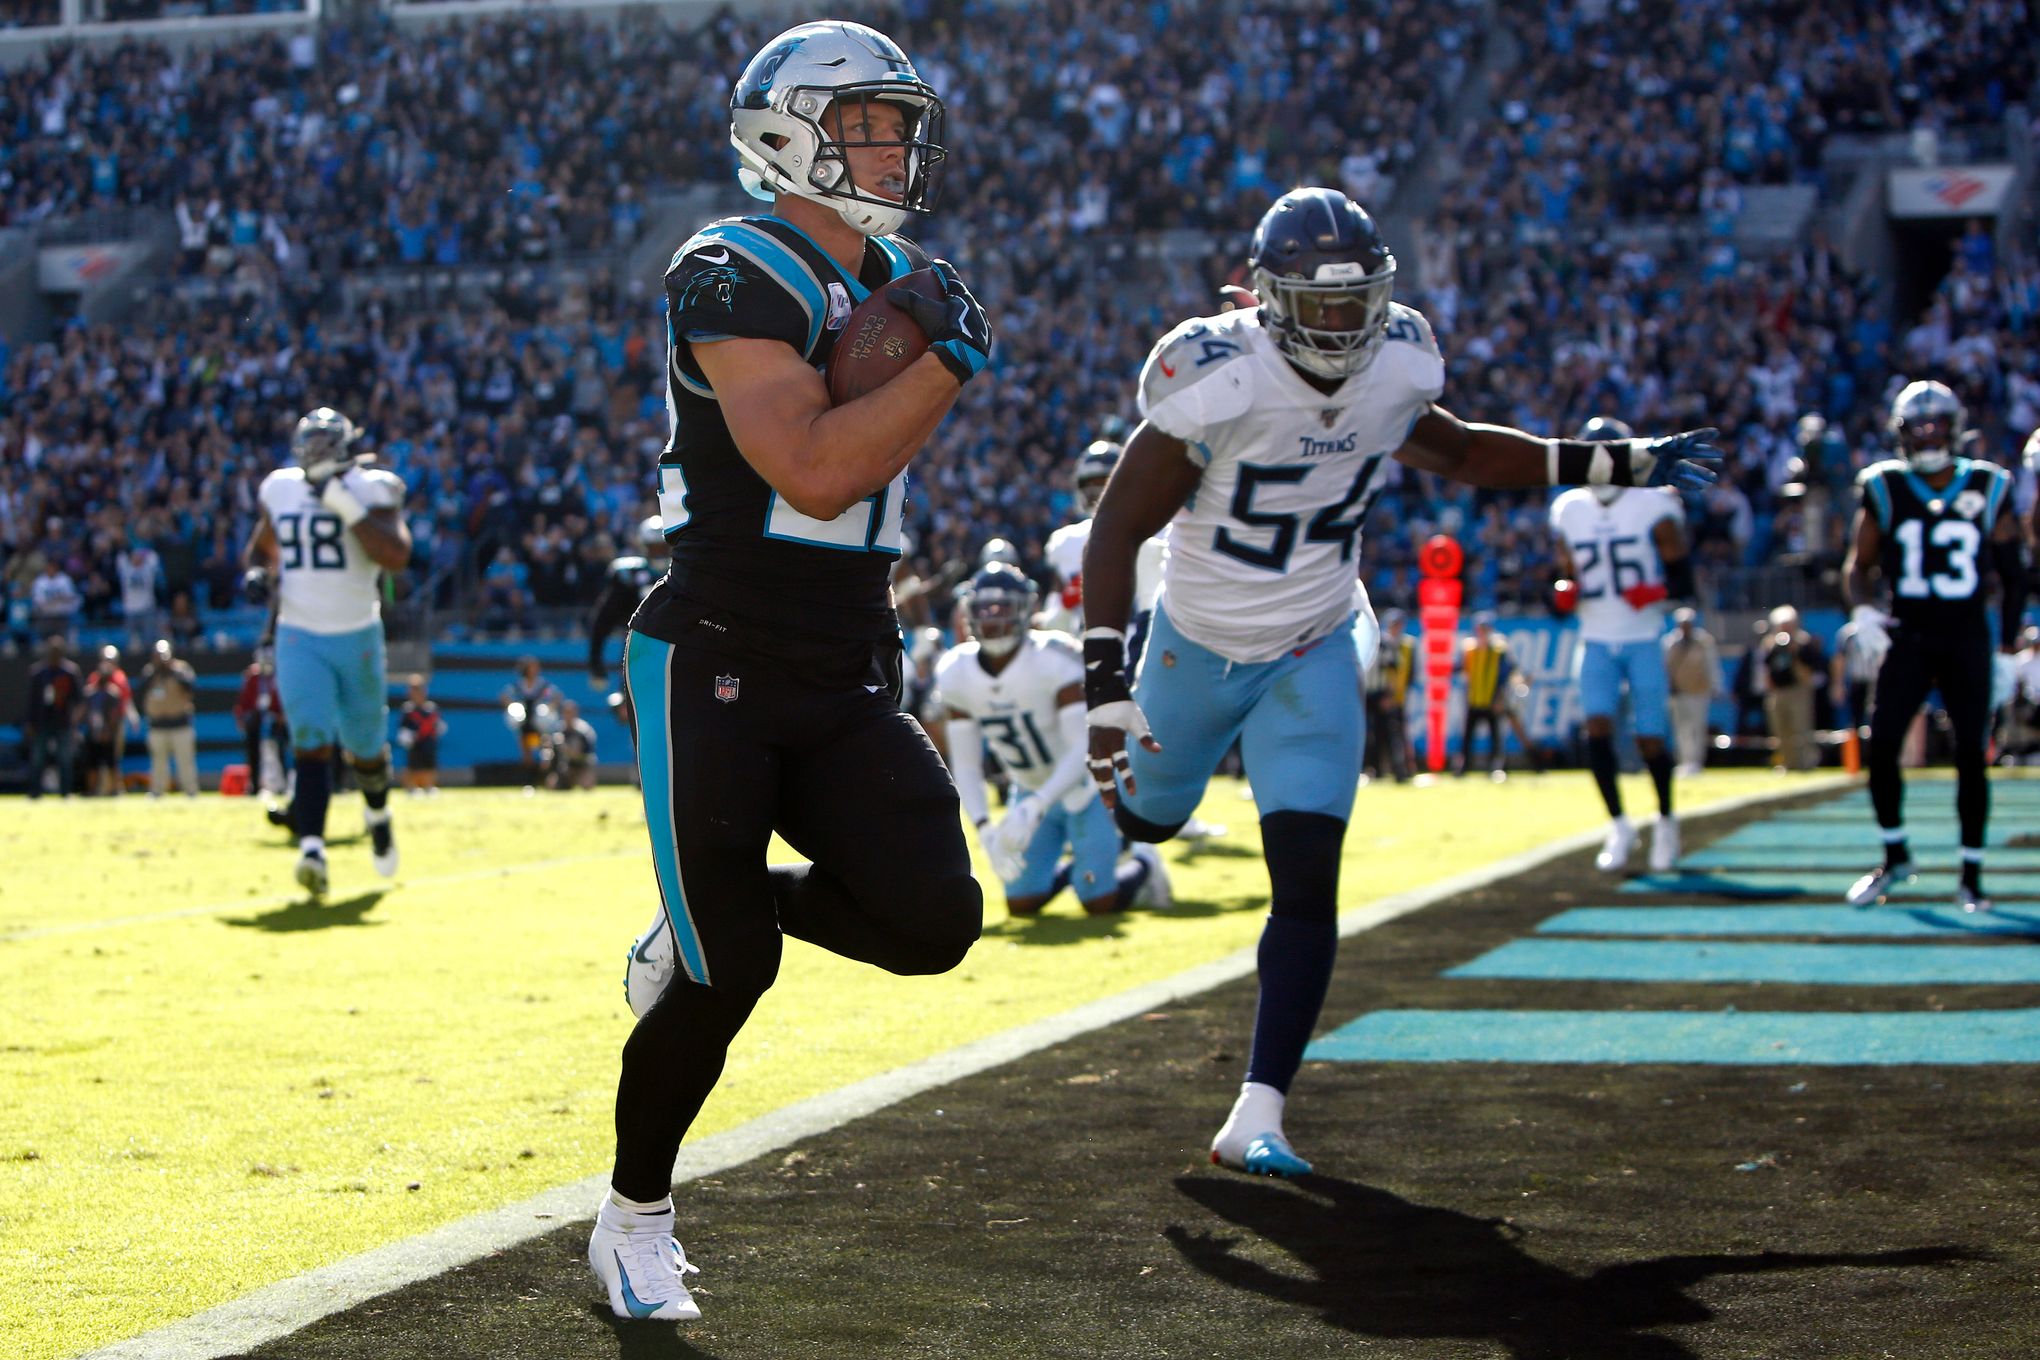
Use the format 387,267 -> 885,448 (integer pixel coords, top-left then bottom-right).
1,0 -> 2036,648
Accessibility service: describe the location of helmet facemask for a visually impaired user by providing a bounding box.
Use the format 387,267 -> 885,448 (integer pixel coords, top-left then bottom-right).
1888,380 -> 1966,475
969,590 -> 1029,657
1252,261 -> 1396,381
731,24 -> 947,238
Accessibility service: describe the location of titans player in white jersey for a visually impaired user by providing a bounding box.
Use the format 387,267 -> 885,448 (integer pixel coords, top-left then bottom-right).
1550,416 -> 1695,873
243,408 -> 411,896
1083,187 -> 1720,1178
937,563 -> 1166,916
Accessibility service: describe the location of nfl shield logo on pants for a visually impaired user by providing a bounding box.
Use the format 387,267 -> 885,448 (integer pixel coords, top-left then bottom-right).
713,674 -> 740,703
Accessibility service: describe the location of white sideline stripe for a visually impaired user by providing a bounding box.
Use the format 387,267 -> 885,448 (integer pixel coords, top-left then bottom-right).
2,851 -> 640,943
77,777 -> 1843,1360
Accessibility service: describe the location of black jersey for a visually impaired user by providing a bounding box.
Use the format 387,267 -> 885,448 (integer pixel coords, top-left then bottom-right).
1859,456 -> 2012,633
638,214 -> 928,671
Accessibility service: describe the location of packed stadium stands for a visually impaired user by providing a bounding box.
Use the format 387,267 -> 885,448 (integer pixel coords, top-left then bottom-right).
1,0 -> 2036,783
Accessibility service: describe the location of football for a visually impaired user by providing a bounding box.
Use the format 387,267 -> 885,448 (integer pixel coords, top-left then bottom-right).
826,267 -> 941,405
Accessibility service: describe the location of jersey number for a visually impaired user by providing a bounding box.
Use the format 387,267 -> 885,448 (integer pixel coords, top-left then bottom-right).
275,512 -> 347,570
1895,519 -> 1981,599
980,713 -> 1053,772
1213,459 -> 1381,572
764,474 -> 905,555
1571,534 -> 1651,599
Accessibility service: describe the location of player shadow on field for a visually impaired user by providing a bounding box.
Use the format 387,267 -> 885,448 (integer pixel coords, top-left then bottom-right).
983,895 -> 1237,944
1167,1173 -> 1982,1360
222,889 -> 388,932
589,1305 -> 725,1359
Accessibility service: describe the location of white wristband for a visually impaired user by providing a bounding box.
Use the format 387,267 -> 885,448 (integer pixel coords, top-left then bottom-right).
320,480 -> 368,527
1083,626 -> 1127,643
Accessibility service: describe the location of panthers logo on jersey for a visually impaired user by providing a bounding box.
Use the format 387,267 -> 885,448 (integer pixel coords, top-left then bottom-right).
678,265 -> 743,313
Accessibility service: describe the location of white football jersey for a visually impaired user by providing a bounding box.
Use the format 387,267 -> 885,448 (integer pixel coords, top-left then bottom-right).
1137,303 -> 1442,663
1549,487 -> 1681,643
257,464 -> 406,634
1040,518 -> 1167,636
932,630 -> 1093,812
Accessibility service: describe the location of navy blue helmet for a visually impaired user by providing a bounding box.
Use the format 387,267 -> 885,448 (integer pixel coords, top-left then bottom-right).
1577,416 -> 1637,502
1248,187 -> 1397,381
1074,439 -> 1122,515
965,562 -> 1036,658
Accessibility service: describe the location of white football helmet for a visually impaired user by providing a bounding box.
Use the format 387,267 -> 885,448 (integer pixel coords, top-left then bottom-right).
1888,379 -> 1965,474
729,21 -> 946,238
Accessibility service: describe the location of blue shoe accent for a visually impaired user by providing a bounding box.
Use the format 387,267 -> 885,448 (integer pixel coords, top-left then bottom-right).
615,1252 -> 668,1319
1241,1133 -> 1312,1178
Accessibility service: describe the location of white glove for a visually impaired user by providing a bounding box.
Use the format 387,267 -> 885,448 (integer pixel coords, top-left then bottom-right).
984,795 -> 1046,883
1850,605 -> 1892,671
1085,698 -> 1155,799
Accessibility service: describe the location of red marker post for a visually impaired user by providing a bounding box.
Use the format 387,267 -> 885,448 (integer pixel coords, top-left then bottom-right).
1416,535 -> 1464,774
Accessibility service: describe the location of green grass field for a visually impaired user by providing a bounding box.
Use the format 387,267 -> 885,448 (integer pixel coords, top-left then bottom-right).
2,769 -> 1800,1360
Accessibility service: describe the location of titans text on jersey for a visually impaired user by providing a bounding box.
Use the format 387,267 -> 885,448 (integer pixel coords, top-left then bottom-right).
1135,301 -> 1443,663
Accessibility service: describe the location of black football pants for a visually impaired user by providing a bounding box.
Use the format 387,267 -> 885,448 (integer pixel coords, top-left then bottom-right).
1867,629 -> 1992,848
610,634 -> 981,1200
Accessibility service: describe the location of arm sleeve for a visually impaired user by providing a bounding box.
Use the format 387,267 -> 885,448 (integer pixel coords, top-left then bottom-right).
1031,702 -> 1095,811
946,717 -> 991,828
586,579 -> 635,675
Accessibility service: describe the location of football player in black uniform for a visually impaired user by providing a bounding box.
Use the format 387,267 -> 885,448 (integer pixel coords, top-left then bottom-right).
1843,380 -> 2028,912
585,21 -> 992,1324
586,515 -> 667,721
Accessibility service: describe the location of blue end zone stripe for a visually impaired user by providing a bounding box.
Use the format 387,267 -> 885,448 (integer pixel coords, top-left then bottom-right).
1620,871 -> 2040,901
625,635 -> 710,987
1708,823 -> 2022,849
1537,906 -> 2040,939
1446,939 -> 2040,984
1682,846 -> 2040,870
1306,1008 -> 2040,1064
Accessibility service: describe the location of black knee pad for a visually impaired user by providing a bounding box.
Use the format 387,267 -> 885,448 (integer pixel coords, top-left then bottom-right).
1114,803 -> 1185,844
1260,811 -> 1346,922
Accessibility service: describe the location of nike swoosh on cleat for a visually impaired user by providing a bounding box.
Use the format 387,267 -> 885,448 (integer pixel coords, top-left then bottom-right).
632,932 -> 663,966
615,1252 -> 668,1319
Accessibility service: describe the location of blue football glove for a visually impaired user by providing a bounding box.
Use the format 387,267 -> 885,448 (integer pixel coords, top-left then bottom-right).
890,260 -> 993,387
1633,427 -> 1723,492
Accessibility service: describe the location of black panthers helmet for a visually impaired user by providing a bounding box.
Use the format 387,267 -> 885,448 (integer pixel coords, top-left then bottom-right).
965,563 -> 1036,658
1248,187 -> 1397,381
1888,379 -> 1966,474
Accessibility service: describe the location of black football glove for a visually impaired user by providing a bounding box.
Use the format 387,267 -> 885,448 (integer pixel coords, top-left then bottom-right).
889,260 -> 993,387
242,567 -> 272,606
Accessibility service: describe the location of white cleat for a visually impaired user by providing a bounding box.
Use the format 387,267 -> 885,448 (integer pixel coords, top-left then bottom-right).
1211,1127 -> 1313,1178
1179,815 -> 1230,841
1846,862 -> 1916,908
1954,882 -> 1994,914
1131,844 -> 1173,909
367,810 -> 398,878
625,905 -> 677,1019
294,848 -> 328,897
1595,817 -> 1637,874
1648,816 -> 1681,872
588,1203 -> 701,1321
